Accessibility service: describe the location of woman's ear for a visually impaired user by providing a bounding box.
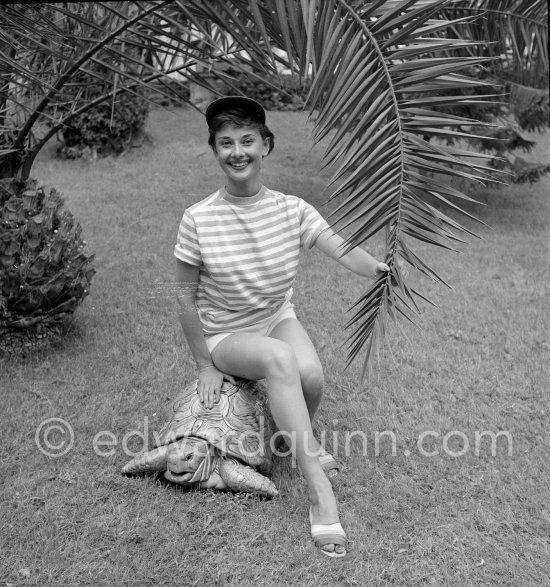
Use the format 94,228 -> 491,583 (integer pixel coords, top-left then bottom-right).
262,137 -> 270,158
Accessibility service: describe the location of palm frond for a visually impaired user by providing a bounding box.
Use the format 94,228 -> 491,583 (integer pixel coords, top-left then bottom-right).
177,0 -> 501,373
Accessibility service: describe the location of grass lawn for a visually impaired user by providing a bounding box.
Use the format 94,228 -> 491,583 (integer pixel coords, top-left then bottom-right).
1,107 -> 549,586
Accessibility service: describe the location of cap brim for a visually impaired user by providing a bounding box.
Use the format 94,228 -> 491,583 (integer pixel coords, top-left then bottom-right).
205,96 -> 266,127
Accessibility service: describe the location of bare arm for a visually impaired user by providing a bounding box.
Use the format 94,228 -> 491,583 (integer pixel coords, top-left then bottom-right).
175,259 -> 212,369
313,228 -> 389,277
175,259 -> 232,408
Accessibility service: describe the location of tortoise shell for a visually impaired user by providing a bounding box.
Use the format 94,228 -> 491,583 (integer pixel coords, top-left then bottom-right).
155,378 -> 274,473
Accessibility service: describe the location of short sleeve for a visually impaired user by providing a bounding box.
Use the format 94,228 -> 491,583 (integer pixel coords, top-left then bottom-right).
174,210 -> 202,266
298,199 -> 330,249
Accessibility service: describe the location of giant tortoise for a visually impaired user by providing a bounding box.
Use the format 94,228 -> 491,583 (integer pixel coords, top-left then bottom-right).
122,378 -> 278,497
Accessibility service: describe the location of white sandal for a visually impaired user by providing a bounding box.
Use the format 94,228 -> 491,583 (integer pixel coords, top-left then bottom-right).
309,507 -> 347,558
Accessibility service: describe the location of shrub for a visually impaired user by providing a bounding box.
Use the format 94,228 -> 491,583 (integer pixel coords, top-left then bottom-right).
57,92 -> 149,159
0,178 -> 95,355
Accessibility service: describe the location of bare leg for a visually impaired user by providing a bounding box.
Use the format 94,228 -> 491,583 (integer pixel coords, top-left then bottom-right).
268,318 -> 324,422
211,333 -> 345,555
269,318 -> 339,479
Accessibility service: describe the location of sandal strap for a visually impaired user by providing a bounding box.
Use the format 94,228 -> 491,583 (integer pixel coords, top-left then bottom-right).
319,453 -> 338,469
310,521 -> 347,548
318,451 -> 340,477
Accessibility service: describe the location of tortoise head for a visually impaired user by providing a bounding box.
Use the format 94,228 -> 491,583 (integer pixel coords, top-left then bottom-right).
165,437 -> 216,483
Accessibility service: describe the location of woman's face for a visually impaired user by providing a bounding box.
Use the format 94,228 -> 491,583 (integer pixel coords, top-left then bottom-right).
213,123 -> 270,191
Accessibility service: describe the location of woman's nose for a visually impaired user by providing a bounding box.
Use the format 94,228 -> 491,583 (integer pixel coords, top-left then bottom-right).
232,143 -> 243,156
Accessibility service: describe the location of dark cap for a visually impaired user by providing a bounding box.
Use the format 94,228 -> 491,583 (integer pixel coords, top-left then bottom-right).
205,96 -> 266,127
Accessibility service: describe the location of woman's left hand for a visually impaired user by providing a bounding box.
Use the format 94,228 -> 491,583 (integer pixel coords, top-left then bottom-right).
197,365 -> 236,409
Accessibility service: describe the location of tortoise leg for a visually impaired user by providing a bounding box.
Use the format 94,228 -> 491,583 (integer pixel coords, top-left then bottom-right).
219,458 -> 278,498
121,446 -> 168,475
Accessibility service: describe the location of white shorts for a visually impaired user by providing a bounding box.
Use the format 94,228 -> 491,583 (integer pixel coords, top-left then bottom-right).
204,300 -> 297,353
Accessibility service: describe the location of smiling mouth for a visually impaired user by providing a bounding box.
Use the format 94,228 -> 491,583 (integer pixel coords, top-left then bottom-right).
229,161 -> 249,169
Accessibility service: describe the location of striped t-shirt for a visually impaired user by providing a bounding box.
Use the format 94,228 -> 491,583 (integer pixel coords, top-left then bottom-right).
174,185 -> 330,334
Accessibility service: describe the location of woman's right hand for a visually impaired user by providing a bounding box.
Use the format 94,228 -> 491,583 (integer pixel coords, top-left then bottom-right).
197,365 -> 235,409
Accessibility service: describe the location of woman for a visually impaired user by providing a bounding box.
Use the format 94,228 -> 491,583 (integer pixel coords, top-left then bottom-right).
174,96 -> 389,557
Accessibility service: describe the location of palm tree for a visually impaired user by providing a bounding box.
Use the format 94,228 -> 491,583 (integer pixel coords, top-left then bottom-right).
1,1 -> 547,369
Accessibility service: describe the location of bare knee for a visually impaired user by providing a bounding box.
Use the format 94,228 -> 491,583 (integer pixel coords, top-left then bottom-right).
263,340 -> 299,378
300,360 -> 324,401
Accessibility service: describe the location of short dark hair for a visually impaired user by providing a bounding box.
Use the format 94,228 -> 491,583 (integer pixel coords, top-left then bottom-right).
207,109 -> 275,154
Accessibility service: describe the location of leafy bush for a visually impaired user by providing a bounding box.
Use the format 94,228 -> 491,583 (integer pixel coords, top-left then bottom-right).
57,92 -> 149,158
0,178 -> 95,355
